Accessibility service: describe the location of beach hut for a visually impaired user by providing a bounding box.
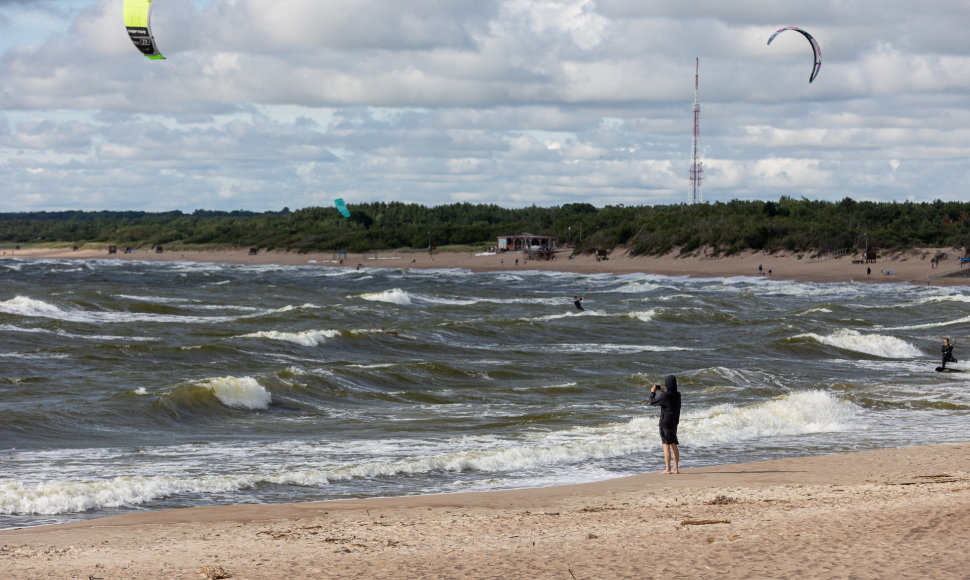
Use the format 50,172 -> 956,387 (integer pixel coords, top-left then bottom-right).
496,234 -> 558,260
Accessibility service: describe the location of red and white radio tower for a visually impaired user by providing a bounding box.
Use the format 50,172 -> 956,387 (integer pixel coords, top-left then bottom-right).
688,58 -> 702,204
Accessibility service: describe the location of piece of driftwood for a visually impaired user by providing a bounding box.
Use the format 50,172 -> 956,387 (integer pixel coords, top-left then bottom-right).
681,519 -> 731,526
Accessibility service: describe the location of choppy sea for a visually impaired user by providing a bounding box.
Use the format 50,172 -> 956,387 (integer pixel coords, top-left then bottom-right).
2,258 -> 969,529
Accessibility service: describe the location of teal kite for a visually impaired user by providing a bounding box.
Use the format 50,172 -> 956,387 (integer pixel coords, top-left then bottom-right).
334,198 -> 351,218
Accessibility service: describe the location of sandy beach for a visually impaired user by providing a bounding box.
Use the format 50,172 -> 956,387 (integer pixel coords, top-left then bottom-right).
6,244 -> 970,286
3,245 -> 970,578
1,443 -> 968,579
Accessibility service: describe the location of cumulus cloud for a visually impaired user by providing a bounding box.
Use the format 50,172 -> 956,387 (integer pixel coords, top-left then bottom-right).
0,0 -> 969,211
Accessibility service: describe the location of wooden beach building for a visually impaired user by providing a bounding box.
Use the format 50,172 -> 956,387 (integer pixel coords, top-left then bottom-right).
496,234 -> 559,261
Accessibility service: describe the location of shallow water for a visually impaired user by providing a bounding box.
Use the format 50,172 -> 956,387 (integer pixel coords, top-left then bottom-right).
2,259 -> 968,528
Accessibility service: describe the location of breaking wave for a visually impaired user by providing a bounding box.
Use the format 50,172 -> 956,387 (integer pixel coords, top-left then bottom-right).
358,288 -> 412,305
0,391 -> 857,517
793,329 -> 922,359
237,329 -> 340,346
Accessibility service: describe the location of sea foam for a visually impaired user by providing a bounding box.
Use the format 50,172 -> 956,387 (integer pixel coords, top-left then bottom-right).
0,474 -> 249,516
0,391 -> 859,517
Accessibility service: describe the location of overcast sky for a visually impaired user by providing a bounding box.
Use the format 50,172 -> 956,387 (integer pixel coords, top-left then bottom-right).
1,0 -> 969,212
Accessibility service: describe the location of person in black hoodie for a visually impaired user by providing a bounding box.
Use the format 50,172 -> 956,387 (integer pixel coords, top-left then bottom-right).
649,375 -> 682,474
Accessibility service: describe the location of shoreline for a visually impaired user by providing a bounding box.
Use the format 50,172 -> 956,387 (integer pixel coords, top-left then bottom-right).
2,443 -> 969,578
4,244 -> 970,286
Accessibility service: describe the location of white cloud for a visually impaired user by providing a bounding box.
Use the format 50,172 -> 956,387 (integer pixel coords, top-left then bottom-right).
1,0 -> 970,211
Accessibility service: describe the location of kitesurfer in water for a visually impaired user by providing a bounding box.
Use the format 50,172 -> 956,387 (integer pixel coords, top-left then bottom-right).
649,375 -> 682,474
941,338 -> 957,369
573,295 -> 585,311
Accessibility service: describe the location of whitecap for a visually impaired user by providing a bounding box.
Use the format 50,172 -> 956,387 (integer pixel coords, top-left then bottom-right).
237,329 -> 340,346
682,390 -> 861,446
358,288 -> 412,305
625,309 -> 659,322
794,329 -> 922,359
0,296 -> 66,319
0,295 -> 239,325
196,376 -> 272,410
0,390 -> 860,517
883,314 -> 970,331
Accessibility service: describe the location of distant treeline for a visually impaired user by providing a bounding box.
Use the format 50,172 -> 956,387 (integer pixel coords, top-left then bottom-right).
1,197 -> 969,257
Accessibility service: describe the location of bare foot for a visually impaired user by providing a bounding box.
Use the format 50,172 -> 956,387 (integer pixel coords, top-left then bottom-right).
661,469 -> 671,474
672,469 -> 680,474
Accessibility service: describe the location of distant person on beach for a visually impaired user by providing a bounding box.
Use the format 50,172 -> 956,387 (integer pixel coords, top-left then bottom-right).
573,295 -> 585,311
941,338 -> 957,369
650,375 -> 682,474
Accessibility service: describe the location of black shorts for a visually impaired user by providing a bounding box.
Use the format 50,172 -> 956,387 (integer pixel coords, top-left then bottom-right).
659,426 -> 679,445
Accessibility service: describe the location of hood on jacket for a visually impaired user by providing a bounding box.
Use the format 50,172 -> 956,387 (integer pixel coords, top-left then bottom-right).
664,375 -> 678,393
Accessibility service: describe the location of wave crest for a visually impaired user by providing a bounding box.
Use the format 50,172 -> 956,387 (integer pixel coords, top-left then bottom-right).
359,288 -> 412,305
159,376 -> 272,413
0,391 -> 859,517
238,329 -> 339,346
794,329 -> 922,359
682,390 -> 860,446
200,376 -> 272,409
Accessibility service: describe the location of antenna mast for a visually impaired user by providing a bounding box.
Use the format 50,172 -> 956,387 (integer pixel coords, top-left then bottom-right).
688,58 -> 702,204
